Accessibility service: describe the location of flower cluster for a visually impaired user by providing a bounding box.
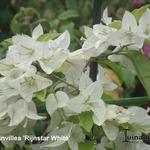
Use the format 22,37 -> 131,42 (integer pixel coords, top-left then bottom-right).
0,6 -> 150,150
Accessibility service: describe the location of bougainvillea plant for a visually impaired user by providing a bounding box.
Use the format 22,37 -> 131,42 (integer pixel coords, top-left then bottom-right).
0,5 -> 150,150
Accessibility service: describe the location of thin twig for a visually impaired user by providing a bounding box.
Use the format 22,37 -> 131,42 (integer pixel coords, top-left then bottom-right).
52,74 -> 80,93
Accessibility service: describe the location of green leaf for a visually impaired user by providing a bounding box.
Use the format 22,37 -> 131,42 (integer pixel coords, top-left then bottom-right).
60,22 -> 75,36
132,4 -> 150,22
35,90 -> 46,102
79,111 -> 93,132
78,141 -> 94,150
124,51 -> 150,98
108,21 -> 121,29
100,60 -> 135,89
0,38 -> 12,59
68,115 -> 79,123
120,122 -> 135,130
34,120 -> 45,136
37,33 -> 60,41
105,96 -> 150,106
102,94 -> 113,101
59,9 -> 79,20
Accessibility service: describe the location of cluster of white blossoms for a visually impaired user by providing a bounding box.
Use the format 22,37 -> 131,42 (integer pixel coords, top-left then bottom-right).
0,7 -> 150,150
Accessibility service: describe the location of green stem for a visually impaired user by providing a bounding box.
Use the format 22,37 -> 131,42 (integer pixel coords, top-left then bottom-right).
105,96 -> 150,106
52,74 -> 79,93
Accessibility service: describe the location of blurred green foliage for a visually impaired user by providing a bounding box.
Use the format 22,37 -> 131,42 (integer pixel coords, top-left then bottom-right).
0,0 -> 93,52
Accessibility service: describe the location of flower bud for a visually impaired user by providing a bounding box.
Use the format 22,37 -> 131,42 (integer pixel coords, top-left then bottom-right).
143,43 -> 150,59
133,0 -> 144,7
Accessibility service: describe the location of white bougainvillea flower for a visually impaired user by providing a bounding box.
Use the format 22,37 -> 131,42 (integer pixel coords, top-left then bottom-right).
99,105 -> 132,141
102,8 -> 112,25
63,47 -> 93,85
83,26 -> 100,49
2,65 -> 52,102
6,26 -> 70,75
7,40 -> 49,69
46,91 -> 69,116
83,24 -> 116,56
39,51 -> 68,74
107,30 -> 145,49
67,73 -> 106,126
100,105 -> 133,141
8,99 -> 44,126
18,74 -> 52,102
0,8 -> 150,148
6,24 -> 50,71
106,105 -> 132,124
108,11 -> 145,50
4,65 -> 37,91
39,31 -> 70,74
101,106 -> 150,142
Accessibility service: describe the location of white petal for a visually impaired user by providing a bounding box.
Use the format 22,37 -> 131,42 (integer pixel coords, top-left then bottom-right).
12,35 -> 35,48
108,31 -> 134,47
46,94 -> 58,116
0,102 -> 8,118
79,73 -> 92,91
92,100 -> 106,126
128,106 -> 150,126
102,8 -> 112,25
67,96 -> 84,113
19,82 -> 34,102
34,75 -> 52,91
55,30 -> 70,50
0,81 -> 19,102
122,11 -> 137,32
63,55 -> 86,85
32,24 -> 44,40
138,9 -> 150,37
84,81 -> 103,101
102,122 -> 119,141
84,26 -> 94,38
41,123 -> 72,148
0,59 -> 15,76
82,35 -> 99,49
26,101 -> 44,120
39,53 -> 67,74
8,100 -> 27,126
103,82 -> 118,91
56,91 -> 69,108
